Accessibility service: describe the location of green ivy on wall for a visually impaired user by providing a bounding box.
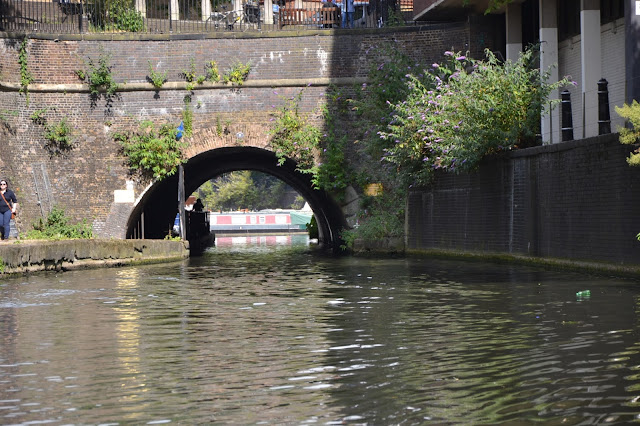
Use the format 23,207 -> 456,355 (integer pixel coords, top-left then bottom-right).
18,37 -> 33,106
114,120 -> 188,181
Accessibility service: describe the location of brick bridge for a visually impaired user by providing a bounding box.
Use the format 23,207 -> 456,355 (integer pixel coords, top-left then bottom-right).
0,22 -> 497,247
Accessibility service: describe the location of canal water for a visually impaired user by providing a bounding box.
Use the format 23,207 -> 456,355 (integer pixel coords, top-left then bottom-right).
2,235 -> 640,424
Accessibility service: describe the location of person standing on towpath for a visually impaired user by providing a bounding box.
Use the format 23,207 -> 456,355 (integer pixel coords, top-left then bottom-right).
0,180 -> 18,240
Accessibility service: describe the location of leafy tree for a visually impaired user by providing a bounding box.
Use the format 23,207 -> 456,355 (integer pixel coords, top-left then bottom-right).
90,0 -> 145,32
197,171 -> 302,211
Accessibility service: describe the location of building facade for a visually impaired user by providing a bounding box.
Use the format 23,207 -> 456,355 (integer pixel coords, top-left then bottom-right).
413,0 -> 631,144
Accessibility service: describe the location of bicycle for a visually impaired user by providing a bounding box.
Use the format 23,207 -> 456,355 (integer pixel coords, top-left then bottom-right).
207,6 -> 247,30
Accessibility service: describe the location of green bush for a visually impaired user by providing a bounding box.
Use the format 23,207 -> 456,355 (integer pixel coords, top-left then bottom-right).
148,61 -> 167,88
222,61 -> 251,85
30,108 -> 74,155
615,100 -> 640,166
269,90 -> 321,179
77,50 -> 119,97
90,0 -> 145,32
26,206 -> 93,240
379,48 -> 570,186
206,61 -> 221,83
339,191 -> 404,250
43,118 -> 74,155
115,120 -> 188,180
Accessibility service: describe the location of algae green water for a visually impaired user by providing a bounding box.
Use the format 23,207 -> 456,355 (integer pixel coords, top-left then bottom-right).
2,235 -> 640,424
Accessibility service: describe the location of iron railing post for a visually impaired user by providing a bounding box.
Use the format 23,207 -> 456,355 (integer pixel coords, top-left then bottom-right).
598,78 -> 611,135
561,89 -> 574,142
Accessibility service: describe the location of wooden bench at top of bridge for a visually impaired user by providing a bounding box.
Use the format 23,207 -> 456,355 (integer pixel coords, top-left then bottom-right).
278,6 -> 339,28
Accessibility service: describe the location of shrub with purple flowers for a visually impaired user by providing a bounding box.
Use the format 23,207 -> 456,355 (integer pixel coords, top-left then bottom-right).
380,47 -> 570,185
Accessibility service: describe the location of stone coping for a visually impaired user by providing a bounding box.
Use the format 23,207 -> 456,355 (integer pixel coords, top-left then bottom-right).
0,22 -> 460,42
0,239 -> 189,274
0,77 -> 368,93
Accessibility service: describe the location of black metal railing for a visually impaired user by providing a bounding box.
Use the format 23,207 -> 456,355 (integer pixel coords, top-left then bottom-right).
0,0 -> 409,34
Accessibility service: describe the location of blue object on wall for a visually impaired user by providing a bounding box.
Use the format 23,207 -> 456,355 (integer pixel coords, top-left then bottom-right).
176,121 -> 184,140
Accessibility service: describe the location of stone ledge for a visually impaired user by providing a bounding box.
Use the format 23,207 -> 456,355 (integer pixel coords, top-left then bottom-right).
405,248 -> 640,279
0,239 -> 189,274
0,77 -> 368,93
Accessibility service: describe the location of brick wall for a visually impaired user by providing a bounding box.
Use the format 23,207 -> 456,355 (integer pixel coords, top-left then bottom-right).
0,24 -> 476,237
407,134 -> 640,266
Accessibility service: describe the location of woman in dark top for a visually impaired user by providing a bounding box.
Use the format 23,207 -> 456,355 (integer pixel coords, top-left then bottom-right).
0,180 -> 18,240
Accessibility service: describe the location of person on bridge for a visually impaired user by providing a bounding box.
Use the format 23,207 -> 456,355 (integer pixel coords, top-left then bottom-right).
340,0 -> 354,28
0,180 -> 18,240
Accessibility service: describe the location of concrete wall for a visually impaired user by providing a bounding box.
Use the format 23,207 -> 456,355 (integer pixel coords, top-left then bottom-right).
0,239 -> 189,274
407,133 -> 640,266
0,24 -> 489,238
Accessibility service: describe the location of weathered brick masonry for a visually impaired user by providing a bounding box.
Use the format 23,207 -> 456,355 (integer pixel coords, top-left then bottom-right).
407,134 -> 640,266
0,23 -> 483,237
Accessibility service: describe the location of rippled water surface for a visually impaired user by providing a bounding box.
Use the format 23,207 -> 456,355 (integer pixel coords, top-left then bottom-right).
2,236 -> 640,424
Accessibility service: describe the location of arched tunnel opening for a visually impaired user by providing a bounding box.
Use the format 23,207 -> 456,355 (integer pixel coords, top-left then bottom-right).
126,146 -> 347,250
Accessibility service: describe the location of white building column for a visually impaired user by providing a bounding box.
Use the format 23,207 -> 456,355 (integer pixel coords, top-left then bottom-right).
201,0 -> 211,22
626,0 -> 640,103
264,0 -> 274,25
135,0 -> 146,18
234,0 -> 243,13
539,0 -> 560,144
505,1 -> 523,62
170,0 -> 180,21
580,0 -> 601,138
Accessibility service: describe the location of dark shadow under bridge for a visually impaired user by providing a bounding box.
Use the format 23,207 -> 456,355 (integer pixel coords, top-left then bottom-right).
126,146 -> 347,249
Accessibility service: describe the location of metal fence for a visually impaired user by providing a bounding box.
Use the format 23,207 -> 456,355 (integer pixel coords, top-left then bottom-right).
0,0 -> 410,34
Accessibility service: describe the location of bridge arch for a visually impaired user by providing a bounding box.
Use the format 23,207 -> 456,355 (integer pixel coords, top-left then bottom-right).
126,146 -> 347,249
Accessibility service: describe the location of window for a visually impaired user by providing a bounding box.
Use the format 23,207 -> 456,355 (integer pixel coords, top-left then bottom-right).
558,0 -> 580,41
601,0 -> 624,24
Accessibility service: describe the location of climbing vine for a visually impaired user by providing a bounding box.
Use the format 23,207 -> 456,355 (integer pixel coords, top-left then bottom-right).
18,37 -> 33,106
